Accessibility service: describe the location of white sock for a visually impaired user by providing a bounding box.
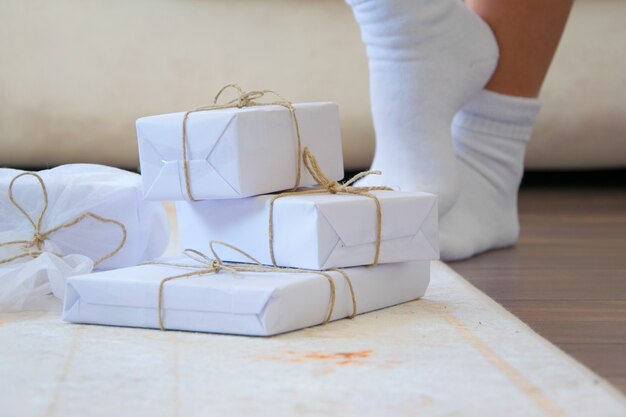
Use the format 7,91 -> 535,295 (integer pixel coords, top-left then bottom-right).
440,90 -> 542,261
347,0 -> 499,214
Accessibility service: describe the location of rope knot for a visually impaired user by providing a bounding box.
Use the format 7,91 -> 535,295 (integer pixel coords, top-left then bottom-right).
31,232 -> 46,250
210,259 -> 222,271
215,86 -> 273,109
326,181 -> 344,194
237,90 -> 266,108
236,94 -> 253,108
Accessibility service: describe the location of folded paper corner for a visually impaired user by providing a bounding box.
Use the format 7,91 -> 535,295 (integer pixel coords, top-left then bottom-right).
61,281 -> 81,322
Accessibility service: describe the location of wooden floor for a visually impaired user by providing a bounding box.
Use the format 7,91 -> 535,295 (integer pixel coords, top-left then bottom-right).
451,186 -> 626,394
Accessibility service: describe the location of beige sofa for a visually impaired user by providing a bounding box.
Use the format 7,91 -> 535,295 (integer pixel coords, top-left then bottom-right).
1,0 -> 624,170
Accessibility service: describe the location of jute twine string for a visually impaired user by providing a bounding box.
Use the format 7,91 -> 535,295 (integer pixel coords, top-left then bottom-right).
145,240 -> 357,331
0,172 -> 127,266
181,84 -> 303,201
268,147 -> 393,267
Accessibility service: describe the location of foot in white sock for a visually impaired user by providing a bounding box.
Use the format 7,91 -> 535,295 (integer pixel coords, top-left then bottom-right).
347,0 -> 499,214
440,90 -> 541,261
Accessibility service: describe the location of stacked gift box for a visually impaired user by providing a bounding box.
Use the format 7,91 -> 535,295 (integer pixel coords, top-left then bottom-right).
0,85 -> 439,336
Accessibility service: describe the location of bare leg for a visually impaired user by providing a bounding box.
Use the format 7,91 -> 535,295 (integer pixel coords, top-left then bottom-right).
439,1 -> 574,260
467,0 -> 574,97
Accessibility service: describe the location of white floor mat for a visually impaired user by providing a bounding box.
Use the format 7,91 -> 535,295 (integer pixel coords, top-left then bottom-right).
1,261 -> 625,417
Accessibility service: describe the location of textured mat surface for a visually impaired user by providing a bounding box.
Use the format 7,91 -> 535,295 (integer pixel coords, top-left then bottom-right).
1,261 -> 625,417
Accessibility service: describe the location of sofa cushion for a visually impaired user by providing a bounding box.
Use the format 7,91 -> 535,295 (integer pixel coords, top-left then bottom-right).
0,0 -> 624,170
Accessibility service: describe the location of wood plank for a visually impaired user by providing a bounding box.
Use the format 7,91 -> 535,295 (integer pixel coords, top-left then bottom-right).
503,300 -> 626,344
450,187 -> 626,393
558,344 -> 626,393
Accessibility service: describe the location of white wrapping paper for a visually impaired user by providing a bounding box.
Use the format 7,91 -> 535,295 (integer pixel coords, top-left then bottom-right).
0,164 -> 169,269
136,102 -> 344,200
177,191 -> 439,270
62,258 -> 430,336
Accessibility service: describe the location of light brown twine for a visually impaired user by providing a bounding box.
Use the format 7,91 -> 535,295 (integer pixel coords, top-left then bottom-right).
145,240 -> 357,331
0,172 -> 127,266
268,147 -> 393,267
181,84 -> 303,201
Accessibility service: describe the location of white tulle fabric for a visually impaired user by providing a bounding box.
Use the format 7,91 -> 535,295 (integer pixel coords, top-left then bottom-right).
0,164 -> 170,311
0,253 -> 93,311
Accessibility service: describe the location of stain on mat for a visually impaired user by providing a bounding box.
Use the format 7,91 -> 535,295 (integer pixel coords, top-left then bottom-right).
255,350 -> 374,366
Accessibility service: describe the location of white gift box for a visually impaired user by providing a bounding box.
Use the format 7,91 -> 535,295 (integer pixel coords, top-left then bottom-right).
136,102 -> 344,201
62,257 -> 430,336
0,164 -> 170,270
176,191 -> 439,270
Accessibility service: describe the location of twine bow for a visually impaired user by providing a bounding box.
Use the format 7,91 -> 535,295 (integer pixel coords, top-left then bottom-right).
269,147 -> 393,267
0,172 -> 127,266
181,84 -> 303,201
146,240 -> 357,331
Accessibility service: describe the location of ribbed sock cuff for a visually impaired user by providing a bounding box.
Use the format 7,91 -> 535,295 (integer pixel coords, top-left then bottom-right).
453,90 -> 542,139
